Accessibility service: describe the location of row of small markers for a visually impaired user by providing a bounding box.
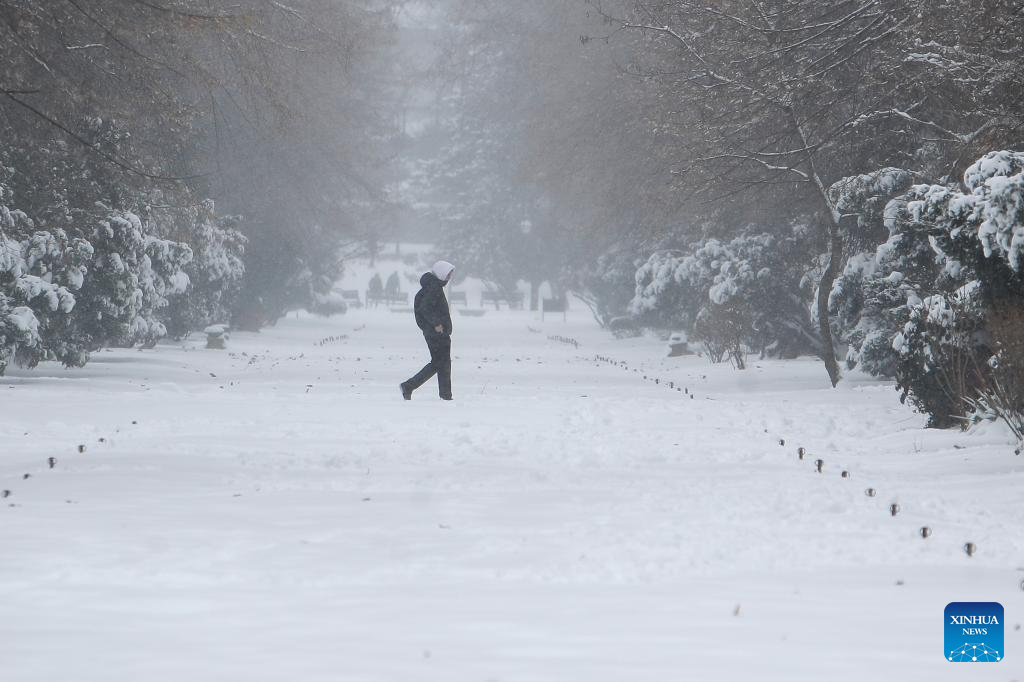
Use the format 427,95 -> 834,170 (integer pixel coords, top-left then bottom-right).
5,418 -> 1023,595
593,354 -> 698,399
3,430 -> 134,504
548,335 -> 580,349
316,335 -> 348,346
791,443 -> 982,559
588,351 -> 994,567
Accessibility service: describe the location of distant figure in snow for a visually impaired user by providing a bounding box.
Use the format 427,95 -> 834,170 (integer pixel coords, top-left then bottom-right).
367,273 -> 383,308
384,271 -> 401,304
400,260 -> 455,401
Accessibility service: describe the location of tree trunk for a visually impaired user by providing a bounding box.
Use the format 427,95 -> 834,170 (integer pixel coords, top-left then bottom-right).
816,222 -> 843,387
789,109 -> 843,387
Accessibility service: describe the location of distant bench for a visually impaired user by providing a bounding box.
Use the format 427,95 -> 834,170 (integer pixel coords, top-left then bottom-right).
541,297 -> 567,321
368,291 -> 408,306
481,290 -> 524,310
341,289 -> 362,308
449,291 -> 468,306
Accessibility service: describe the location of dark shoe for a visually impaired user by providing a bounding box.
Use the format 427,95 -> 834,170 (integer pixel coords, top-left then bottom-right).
400,383 -> 412,400
441,396 -> 453,401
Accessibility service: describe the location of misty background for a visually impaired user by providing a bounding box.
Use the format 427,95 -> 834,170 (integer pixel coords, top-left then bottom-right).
1,0 -> 1022,433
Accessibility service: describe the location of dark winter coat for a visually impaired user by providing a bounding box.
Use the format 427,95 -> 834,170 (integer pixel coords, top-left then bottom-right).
414,272 -> 453,336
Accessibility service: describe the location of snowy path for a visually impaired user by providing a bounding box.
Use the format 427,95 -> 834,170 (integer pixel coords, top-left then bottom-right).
2,307 -> 1022,681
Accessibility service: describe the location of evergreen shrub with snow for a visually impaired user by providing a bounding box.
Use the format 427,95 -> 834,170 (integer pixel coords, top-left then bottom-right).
573,247 -> 643,327
165,200 -> 247,338
632,229 -> 817,365
836,151 -> 1024,433
69,209 -> 192,352
0,151 -> 247,375
1,185 -> 84,371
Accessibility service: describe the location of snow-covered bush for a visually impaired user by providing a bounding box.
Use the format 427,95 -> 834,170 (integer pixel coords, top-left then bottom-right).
906,151 -> 1024,291
832,208 -> 953,376
828,168 -> 915,252
890,289 -> 988,428
0,184 -> 88,371
69,209 -> 192,351
939,151 -> 1024,271
836,152 -> 1024,432
1,133 -> 261,373
12,229 -> 92,368
979,304 -> 1024,452
827,168 -> 920,373
310,291 -> 349,317
632,230 -> 816,364
573,247 -> 646,327
632,249 -> 697,330
895,153 -> 1024,430
165,200 -> 246,338
0,227 -> 33,373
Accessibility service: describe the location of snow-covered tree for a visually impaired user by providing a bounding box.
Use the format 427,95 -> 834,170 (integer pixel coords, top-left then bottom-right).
581,0 -> 1023,385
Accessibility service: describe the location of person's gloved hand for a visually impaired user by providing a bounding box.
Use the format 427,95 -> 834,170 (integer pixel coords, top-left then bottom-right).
435,324 -> 444,333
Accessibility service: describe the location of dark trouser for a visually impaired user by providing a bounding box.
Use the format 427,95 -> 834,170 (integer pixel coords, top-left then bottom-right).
403,333 -> 452,399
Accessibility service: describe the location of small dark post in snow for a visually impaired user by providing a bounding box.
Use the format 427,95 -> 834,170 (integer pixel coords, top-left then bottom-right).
77,444 -> 86,453
841,470 -> 850,479
865,488 -> 876,497
797,447 -> 806,460
779,438 -> 785,446
815,459 -> 824,473
890,503 -> 900,516
963,542 -> 976,557
919,526 -> 932,538
48,457 -> 57,469
1,490 -> 9,498
23,473 -> 30,480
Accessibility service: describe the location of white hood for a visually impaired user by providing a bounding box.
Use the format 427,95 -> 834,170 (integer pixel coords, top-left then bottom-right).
432,260 -> 455,281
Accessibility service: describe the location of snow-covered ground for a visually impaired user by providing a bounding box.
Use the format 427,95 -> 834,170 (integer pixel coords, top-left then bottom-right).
2,266 -> 1022,680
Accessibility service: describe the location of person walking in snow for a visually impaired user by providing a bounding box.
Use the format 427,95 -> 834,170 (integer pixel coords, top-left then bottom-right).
400,260 -> 455,401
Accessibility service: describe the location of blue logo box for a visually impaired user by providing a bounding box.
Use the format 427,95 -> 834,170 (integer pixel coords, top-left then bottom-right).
945,602 -> 1004,662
